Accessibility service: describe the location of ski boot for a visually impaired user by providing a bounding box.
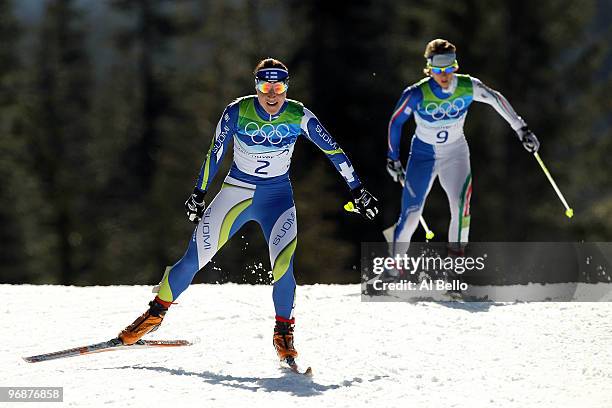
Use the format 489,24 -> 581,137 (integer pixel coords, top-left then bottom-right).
447,243 -> 466,257
274,319 -> 312,375
273,319 -> 298,361
118,298 -> 169,345
444,271 -> 464,299
365,263 -> 406,296
445,244 -> 466,299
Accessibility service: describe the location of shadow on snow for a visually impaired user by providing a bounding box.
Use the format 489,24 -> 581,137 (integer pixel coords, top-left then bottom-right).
102,365 -> 371,397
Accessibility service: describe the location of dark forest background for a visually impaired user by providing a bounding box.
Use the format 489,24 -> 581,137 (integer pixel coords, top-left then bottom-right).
0,0 -> 610,286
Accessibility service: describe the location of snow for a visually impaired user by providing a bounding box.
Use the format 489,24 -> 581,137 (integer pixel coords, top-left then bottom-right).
2,284 -> 612,408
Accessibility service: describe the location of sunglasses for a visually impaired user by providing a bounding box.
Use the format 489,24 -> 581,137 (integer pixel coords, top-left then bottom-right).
255,80 -> 288,94
429,61 -> 459,74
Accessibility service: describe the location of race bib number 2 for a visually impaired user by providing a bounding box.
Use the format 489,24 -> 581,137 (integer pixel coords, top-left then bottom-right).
255,160 -> 270,175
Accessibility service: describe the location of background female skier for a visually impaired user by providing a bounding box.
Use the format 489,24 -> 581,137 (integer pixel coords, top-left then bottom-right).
386,38 -> 540,271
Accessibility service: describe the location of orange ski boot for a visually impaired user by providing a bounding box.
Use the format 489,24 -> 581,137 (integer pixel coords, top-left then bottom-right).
118,299 -> 169,345
273,319 -> 298,361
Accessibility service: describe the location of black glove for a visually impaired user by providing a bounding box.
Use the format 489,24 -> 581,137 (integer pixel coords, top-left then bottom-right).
184,188 -> 206,224
386,158 -> 405,184
517,126 -> 540,153
350,187 -> 379,220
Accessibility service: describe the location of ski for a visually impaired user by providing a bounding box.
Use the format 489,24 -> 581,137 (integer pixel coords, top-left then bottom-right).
23,338 -> 192,363
280,357 -> 313,376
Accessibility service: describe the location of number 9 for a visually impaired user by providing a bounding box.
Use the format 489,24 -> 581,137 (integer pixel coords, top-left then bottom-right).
436,130 -> 449,144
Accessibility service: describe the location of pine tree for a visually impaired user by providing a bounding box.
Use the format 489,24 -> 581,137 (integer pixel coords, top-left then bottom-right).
0,0 -> 27,282
21,0 -> 94,284
89,0 -> 201,283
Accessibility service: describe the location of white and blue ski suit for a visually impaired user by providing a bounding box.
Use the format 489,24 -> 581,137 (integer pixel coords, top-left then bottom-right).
156,96 -> 362,321
388,74 -> 527,254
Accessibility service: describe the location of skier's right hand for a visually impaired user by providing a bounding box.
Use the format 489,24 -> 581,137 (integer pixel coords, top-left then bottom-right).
386,158 -> 405,184
185,188 -> 206,224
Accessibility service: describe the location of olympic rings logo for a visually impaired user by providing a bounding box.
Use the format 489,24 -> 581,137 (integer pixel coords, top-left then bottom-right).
244,122 -> 291,145
423,98 -> 466,120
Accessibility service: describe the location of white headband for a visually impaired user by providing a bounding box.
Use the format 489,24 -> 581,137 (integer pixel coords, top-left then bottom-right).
428,53 -> 456,67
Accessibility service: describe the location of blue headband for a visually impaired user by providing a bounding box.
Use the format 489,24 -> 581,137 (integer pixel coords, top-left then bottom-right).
255,68 -> 289,82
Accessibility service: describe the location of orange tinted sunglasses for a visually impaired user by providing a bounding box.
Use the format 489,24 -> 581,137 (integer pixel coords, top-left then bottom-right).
256,80 -> 288,94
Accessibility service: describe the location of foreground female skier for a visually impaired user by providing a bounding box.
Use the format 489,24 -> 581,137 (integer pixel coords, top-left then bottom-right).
117,58 -> 379,369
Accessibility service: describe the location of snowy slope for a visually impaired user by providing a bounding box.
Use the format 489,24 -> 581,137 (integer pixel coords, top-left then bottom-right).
2,284 -> 612,408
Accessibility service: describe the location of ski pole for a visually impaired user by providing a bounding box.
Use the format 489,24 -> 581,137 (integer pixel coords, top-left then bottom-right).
397,177 -> 434,239
419,216 -> 435,240
533,152 -> 574,218
343,179 -> 435,240
344,201 -> 434,240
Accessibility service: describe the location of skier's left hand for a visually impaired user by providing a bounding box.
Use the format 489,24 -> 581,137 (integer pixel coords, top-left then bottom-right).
184,188 -> 206,224
517,126 -> 540,153
350,187 -> 379,220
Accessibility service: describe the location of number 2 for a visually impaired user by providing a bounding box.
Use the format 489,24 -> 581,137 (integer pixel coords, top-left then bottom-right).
436,130 -> 449,144
255,160 -> 270,175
